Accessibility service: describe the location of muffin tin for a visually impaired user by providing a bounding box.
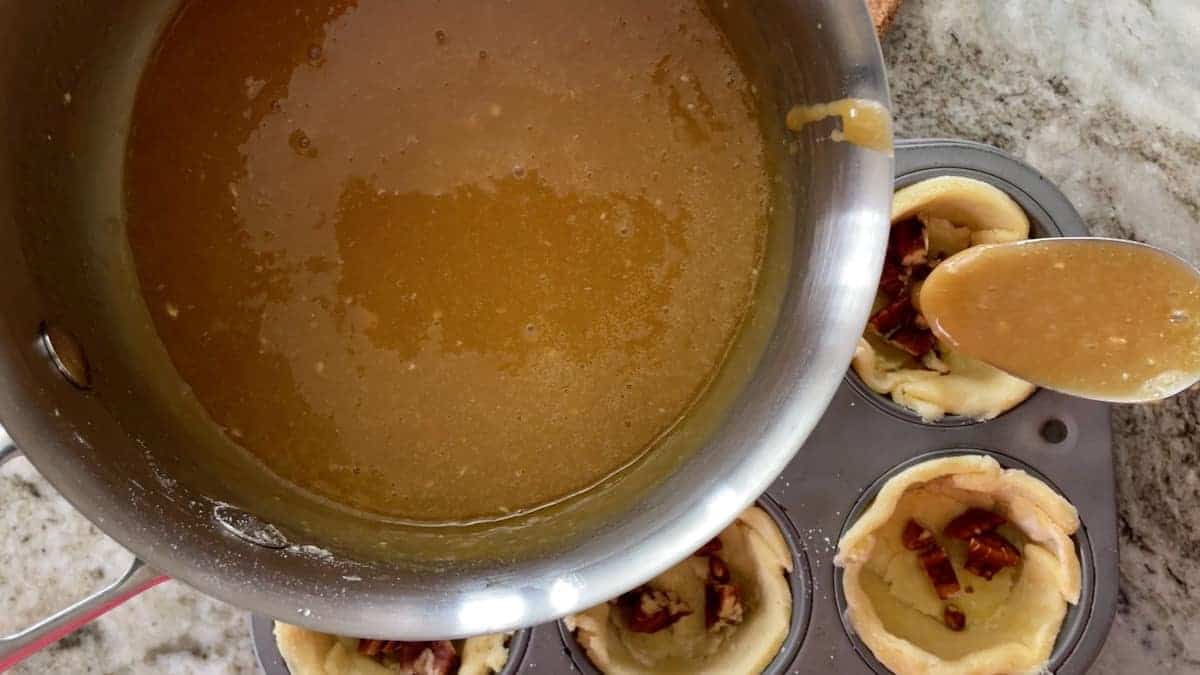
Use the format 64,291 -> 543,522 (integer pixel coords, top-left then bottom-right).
250,139 -> 1118,674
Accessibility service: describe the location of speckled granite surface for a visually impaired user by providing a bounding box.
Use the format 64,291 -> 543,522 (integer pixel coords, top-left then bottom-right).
2,1 -> 1197,673
0,455 -> 259,674
884,2 -> 1200,672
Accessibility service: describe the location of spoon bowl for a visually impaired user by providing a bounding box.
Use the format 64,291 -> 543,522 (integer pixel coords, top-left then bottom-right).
920,237 -> 1200,404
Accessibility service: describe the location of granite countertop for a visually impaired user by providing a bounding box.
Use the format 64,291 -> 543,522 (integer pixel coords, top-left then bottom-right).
2,1 -> 1197,673
883,2 -> 1200,672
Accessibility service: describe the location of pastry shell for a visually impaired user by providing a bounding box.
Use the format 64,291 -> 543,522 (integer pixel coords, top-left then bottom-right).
274,623 -> 510,675
852,176 -> 1036,421
565,507 -> 793,675
836,454 -> 1081,675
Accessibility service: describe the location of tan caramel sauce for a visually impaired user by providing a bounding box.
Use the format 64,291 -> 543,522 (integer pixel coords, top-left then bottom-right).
921,239 -> 1200,402
785,99 -> 893,155
126,0 -> 769,523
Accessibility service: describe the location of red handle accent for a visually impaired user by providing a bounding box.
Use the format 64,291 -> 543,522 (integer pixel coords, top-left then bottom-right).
0,573 -> 169,672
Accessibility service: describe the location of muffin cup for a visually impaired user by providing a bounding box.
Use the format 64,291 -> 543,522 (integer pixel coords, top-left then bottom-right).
249,615 -> 533,675
557,494 -> 813,675
847,145 -> 1085,428
831,448 -> 1096,674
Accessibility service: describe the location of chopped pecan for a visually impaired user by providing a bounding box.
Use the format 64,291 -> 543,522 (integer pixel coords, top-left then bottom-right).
903,519 -> 960,599
887,325 -> 937,357
356,640 -> 458,675
694,536 -> 723,557
965,533 -> 1022,580
879,258 -> 909,298
868,294 -> 916,337
415,641 -> 458,675
944,508 -> 1007,540
358,639 -> 385,657
386,643 -> 421,661
619,586 -> 692,633
700,552 -> 742,631
398,643 -> 433,664
708,555 -> 732,584
422,638 -> 458,672
889,218 -> 929,267
705,582 -> 744,630
901,519 -> 935,551
918,544 -> 961,599
873,218 -> 941,359
943,604 -> 966,632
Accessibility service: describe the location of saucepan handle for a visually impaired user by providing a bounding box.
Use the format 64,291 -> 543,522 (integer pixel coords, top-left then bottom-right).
0,433 -> 169,672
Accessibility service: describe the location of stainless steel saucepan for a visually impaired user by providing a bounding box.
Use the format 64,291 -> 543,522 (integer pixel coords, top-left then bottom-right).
0,0 -> 891,666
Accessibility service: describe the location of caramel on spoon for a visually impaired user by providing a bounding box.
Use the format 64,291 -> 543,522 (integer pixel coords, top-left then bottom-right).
919,238 -> 1200,403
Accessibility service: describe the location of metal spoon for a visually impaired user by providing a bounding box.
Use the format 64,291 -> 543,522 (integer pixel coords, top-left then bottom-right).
918,237 -> 1200,403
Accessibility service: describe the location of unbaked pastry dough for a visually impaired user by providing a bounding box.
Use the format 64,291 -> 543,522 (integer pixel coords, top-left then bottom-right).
836,455 -> 1081,675
853,176 -> 1036,421
565,507 -> 793,675
274,623 -> 510,675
